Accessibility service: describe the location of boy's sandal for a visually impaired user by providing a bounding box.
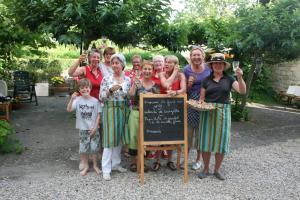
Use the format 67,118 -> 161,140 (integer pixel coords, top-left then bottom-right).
130,163 -> 137,172
166,161 -> 177,171
152,162 -> 161,171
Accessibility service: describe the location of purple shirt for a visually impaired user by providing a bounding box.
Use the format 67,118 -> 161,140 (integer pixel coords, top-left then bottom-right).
183,64 -> 211,96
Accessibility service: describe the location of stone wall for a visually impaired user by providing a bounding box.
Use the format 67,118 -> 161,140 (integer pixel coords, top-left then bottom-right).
271,59 -> 300,92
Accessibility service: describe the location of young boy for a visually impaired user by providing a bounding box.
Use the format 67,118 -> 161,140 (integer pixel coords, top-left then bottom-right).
67,78 -> 101,176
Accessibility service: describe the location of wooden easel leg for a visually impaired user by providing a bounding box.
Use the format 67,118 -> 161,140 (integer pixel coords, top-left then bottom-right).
140,146 -> 144,185
184,142 -> 189,183
176,145 -> 181,170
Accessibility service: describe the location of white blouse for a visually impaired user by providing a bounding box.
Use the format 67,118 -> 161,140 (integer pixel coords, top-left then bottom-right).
100,73 -> 131,101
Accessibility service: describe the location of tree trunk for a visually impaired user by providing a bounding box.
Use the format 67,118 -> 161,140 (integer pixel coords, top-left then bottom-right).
241,60 -> 257,111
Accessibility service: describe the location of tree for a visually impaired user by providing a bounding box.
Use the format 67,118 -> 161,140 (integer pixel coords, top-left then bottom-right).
3,0 -> 172,50
0,2 -> 53,83
227,0 -> 300,110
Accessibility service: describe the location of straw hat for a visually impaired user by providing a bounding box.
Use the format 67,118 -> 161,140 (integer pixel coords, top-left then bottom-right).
207,53 -> 231,70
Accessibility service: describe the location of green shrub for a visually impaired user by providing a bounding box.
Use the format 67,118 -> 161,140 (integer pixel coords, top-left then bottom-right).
0,120 -> 23,154
231,92 -> 250,121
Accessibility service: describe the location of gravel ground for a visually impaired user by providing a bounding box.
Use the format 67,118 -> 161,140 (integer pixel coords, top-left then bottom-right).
0,97 -> 299,200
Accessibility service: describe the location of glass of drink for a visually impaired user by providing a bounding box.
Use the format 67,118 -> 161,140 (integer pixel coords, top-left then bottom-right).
232,61 -> 239,75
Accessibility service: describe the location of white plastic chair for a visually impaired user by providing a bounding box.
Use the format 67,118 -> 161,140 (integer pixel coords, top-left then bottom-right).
0,80 -> 8,96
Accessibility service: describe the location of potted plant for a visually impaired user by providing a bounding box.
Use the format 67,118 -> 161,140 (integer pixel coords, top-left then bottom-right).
50,76 -> 70,96
12,96 -> 22,110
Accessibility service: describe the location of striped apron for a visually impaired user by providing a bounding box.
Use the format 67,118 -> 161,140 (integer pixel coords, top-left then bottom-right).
102,100 -> 130,148
196,103 -> 231,154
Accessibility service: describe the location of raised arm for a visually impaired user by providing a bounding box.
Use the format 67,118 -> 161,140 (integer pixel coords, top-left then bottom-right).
67,92 -> 78,112
159,65 -> 179,88
232,67 -> 246,94
68,54 -> 86,77
176,73 -> 187,95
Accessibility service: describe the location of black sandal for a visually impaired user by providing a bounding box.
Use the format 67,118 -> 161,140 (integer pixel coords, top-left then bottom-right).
130,163 -> 137,172
152,162 -> 161,171
166,161 -> 177,171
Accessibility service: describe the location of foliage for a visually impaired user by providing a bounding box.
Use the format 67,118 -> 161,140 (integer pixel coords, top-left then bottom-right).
247,66 -> 277,105
3,0 -> 173,49
231,93 -> 250,121
0,1 -> 54,88
50,76 -> 65,86
0,120 -> 23,154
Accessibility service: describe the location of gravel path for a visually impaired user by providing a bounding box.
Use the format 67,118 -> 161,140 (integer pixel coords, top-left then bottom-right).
0,97 -> 299,200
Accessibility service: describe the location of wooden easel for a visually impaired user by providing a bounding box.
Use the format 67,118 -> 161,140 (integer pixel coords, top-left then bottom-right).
137,94 -> 188,185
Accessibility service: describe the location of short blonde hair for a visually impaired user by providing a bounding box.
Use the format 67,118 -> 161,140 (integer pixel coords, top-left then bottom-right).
132,54 -> 142,62
190,46 -> 205,60
78,78 -> 92,89
165,55 -> 179,65
142,60 -> 153,69
152,55 -> 164,63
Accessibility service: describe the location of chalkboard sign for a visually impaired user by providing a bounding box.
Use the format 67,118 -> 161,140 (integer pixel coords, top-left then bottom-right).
138,94 -> 189,184
142,95 -> 185,141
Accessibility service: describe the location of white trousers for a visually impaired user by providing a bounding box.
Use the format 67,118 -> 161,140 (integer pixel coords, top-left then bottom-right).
102,145 -> 122,174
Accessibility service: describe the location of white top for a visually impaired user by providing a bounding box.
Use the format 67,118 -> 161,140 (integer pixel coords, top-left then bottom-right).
99,62 -> 113,78
71,96 -> 101,130
100,74 -> 131,101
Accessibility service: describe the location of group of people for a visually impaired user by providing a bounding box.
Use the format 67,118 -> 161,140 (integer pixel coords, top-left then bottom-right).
67,46 -> 246,181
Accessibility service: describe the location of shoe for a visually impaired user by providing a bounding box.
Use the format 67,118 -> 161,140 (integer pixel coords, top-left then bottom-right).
214,171 -> 225,181
198,171 -> 209,179
166,161 -> 177,171
112,165 -> 127,173
191,161 -> 202,170
130,163 -> 137,172
103,173 -> 111,181
180,160 -> 185,170
151,162 -> 161,171
162,150 -> 169,159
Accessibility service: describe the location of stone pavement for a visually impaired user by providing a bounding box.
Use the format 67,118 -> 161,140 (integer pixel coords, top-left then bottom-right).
0,97 -> 299,199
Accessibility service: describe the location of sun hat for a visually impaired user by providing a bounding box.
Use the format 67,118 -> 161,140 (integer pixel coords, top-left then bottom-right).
207,53 -> 231,70
110,53 -> 127,69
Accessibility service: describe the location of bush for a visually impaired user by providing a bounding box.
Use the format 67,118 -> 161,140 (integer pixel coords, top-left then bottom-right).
231,92 -> 250,121
0,120 -> 23,154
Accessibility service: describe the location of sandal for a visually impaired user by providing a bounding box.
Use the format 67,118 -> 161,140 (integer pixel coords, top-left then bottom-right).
166,161 -> 177,171
152,162 -> 161,171
124,151 -> 130,158
130,163 -> 137,172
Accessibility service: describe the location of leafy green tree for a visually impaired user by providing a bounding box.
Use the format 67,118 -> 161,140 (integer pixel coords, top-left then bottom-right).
227,0 -> 300,109
0,2 -> 53,83
3,0 -> 172,50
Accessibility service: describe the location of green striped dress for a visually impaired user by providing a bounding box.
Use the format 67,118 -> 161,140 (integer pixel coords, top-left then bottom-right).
196,103 -> 231,154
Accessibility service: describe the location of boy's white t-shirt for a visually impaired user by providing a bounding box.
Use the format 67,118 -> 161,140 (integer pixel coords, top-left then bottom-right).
72,96 -> 101,130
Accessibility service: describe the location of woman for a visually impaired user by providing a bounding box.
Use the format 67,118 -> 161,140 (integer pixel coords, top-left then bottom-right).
127,61 -> 160,172
197,53 -> 246,180
68,49 -> 103,100
99,53 -> 131,181
125,54 -> 143,79
152,55 -> 186,171
183,46 -> 211,170
99,47 -> 116,77
151,55 -> 164,86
